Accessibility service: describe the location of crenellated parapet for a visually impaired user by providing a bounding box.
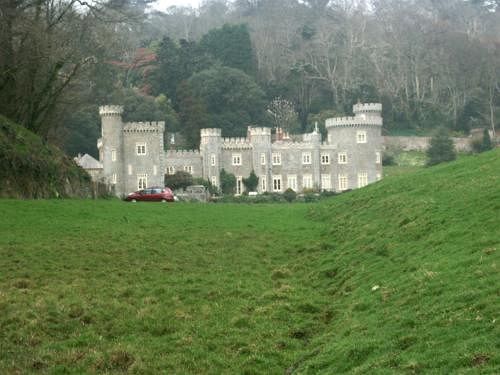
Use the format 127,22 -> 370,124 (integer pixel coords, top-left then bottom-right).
353,103 -> 382,114
222,137 -> 252,149
166,149 -> 201,157
325,116 -> 383,128
272,141 -> 315,149
123,121 -> 165,133
99,105 -> 123,117
200,128 -> 222,137
248,127 -> 271,136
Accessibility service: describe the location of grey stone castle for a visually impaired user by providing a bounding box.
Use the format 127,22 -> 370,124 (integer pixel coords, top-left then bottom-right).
77,103 -> 383,196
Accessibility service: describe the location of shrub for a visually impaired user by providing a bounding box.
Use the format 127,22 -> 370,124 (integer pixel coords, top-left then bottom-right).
426,127 -> 456,166
283,188 -> 297,202
220,169 -> 236,195
382,151 -> 396,166
242,170 -> 259,192
164,171 -> 193,190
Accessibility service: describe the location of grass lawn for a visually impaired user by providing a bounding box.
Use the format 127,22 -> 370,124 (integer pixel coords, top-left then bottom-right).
0,149 -> 499,373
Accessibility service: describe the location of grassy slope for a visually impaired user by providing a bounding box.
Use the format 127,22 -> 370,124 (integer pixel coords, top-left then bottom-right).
299,148 -> 500,373
0,150 -> 498,373
0,115 -> 91,198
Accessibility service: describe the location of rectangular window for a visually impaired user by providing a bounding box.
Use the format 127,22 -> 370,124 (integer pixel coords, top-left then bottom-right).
321,174 -> 331,190
376,151 -> 381,164
236,176 -> 243,195
287,175 -> 297,191
136,142 -> 146,155
128,164 -> 132,175
338,174 -> 348,191
260,153 -> 266,165
302,174 -> 313,189
153,165 -> 157,176
321,153 -> 330,165
261,175 -> 267,192
302,152 -> 312,165
137,173 -> 147,190
232,153 -> 242,166
338,152 -> 348,164
167,166 -> 175,175
357,131 -> 367,144
211,176 -> 217,187
358,172 -> 368,188
211,154 -> 216,166
111,173 -> 117,184
272,152 -> 281,165
272,175 -> 282,192
111,149 -> 116,162
184,165 -> 193,174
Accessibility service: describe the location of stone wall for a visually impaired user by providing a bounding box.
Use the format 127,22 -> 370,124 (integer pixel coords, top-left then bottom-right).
384,136 -> 472,152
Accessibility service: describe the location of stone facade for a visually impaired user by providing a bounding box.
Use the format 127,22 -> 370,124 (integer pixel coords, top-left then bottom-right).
93,103 -> 384,196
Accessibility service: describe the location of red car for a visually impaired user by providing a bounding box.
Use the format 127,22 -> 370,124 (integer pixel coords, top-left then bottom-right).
125,187 -> 174,202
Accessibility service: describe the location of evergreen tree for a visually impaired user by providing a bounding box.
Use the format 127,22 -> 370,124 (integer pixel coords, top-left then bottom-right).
426,127 -> 456,166
199,24 -> 256,76
220,169 -> 236,195
188,66 -> 266,137
176,81 -> 210,149
480,128 -> 493,152
242,170 -> 259,192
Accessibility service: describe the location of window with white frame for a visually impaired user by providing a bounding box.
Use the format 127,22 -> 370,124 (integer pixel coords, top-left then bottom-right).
111,149 -> 116,162
272,175 -> 282,192
261,175 -> 267,192
128,164 -> 132,175
302,174 -> 313,189
287,175 -> 297,191
260,153 -> 266,165
136,142 -> 146,155
153,165 -> 157,176
211,176 -> 217,187
232,153 -> 242,166
321,153 -> 330,164
356,131 -> 367,144
236,176 -> 243,195
211,154 -> 216,166
111,173 -> 117,184
358,172 -> 368,188
302,152 -> 312,165
338,152 -> 348,164
376,151 -> 381,164
137,173 -> 147,190
272,152 -> 281,165
338,174 -> 348,191
167,166 -> 175,175
321,174 -> 331,190
184,165 -> 193,174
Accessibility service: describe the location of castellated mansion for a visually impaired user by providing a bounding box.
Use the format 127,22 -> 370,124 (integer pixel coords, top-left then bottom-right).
80,103 -> 384,196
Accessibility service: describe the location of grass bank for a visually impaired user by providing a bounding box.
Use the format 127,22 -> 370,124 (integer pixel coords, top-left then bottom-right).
0,149 -> 498,373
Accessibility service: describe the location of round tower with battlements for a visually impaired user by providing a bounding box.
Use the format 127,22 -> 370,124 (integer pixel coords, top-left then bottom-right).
99,105 -> 124,192
325,103 -> 383,191
200,128 -> 222,185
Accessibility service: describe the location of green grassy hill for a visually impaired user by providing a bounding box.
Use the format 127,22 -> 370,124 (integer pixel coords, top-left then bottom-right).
0,115 -> 92,198
0,150 -> 498,373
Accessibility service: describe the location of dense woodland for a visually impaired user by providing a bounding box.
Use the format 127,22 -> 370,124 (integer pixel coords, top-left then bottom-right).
0,0 -> 499,157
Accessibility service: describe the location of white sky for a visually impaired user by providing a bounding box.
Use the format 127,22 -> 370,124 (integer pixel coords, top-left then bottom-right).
151,0 -> 203,11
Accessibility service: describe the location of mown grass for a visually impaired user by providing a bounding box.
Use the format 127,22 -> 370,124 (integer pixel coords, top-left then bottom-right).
1,149 -> 499,373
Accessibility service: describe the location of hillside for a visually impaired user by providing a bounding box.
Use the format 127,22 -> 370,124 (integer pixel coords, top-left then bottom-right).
297,148 -> 500,372
0,115 -> 92,198
0,150 -> 498,373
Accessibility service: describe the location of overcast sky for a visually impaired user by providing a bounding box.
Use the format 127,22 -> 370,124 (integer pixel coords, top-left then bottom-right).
151,0 -> 203,11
